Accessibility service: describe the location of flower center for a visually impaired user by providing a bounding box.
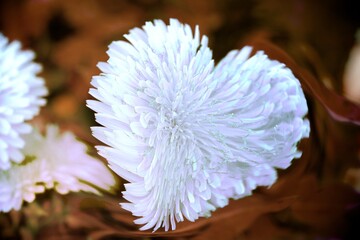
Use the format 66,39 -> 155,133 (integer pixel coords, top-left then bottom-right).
164,110 -> 186,142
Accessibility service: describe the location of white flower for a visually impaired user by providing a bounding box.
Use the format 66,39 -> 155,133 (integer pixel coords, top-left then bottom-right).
0,33 -> 47,170
0,157 -> 45,212
0,125 -> 116,212
87,19 -> 310,231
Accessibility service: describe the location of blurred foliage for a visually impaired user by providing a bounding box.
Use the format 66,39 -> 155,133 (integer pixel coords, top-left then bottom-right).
1,0 -> 360,239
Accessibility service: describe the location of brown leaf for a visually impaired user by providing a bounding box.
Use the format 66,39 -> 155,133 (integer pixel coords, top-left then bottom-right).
291,183 -> 360,237
247,39 -> 360,126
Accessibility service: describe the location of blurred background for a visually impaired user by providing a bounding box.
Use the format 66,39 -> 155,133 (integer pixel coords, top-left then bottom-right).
1,0 -> 360,239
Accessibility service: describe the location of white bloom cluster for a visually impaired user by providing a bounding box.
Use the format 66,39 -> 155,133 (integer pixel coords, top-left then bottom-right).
0,33 -> 47,170
88,19 -> 310,231
0,125 -> 116,212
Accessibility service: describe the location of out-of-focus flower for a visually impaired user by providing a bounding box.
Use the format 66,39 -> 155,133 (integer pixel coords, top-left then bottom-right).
0,33 -> 47,170
344,168 -> 360,192
87,19 -> 310,231
0,125 -> 116,212
343,30 -> 360,104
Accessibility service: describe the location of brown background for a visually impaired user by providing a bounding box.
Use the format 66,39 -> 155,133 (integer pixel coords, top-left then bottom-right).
1,0 -> 360,239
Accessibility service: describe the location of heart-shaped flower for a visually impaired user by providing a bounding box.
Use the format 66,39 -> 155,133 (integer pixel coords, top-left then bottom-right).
87,19 -> 310,231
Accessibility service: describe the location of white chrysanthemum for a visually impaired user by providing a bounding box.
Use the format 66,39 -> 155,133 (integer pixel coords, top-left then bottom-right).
0,33 -> 47,170
87,19 -> 310,231
0,125 -> 116,212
